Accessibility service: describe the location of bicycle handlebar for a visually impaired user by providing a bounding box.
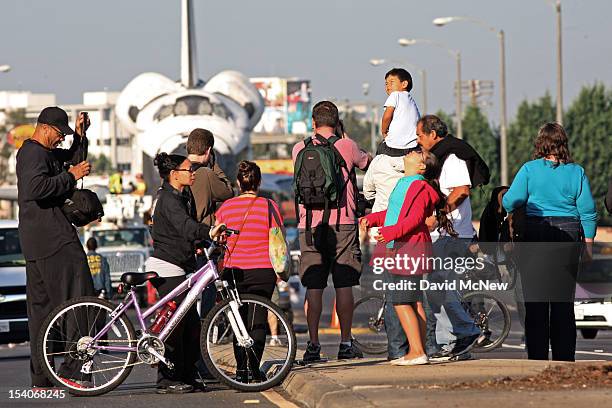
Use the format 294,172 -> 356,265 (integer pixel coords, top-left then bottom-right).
202,224 -> 240,259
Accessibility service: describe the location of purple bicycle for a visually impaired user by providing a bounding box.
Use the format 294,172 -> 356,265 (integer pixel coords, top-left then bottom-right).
37,225 -> 296,396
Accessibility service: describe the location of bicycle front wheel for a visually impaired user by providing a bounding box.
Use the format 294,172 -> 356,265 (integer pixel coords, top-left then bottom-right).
352,295 -> 388,355
38,296 -> 137,396
200,294 -> 296,392
462,291 -> 511,352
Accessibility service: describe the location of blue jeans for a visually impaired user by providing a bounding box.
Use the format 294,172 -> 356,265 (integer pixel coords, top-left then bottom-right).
424,236 -> 480,353
384,301 -> 408,359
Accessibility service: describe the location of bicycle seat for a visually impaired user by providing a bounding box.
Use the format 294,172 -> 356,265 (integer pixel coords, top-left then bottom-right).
120,271 -> 159,286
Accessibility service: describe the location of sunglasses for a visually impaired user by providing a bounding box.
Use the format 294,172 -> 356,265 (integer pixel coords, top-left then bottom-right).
49,125 -> 67,138
173,168 -> 194,174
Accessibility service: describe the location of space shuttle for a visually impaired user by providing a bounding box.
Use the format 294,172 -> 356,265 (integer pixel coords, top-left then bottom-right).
115,0 -> 264,180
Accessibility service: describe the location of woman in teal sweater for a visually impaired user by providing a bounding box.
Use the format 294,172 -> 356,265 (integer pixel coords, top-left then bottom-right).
502,123 -> 597,361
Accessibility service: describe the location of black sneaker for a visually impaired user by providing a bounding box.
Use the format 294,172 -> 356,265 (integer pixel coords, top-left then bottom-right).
449,352 -> 473,362
337,341 -> 363,360
187,380 -> 208,393
450,333 -> 481,357
235,369 -> 266,383
428,348 -> 453,362
474,335 -> 494,349
156,382 -> 194,394
302,341 -> 322,363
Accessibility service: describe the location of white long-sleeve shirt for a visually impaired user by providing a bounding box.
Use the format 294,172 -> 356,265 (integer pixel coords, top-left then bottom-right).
363,155 -> 405,243
363,155 -> 405,214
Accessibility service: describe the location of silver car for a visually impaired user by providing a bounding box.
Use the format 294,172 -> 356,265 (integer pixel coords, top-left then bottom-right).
0,220 -> 28,344
84,224 -> 153,304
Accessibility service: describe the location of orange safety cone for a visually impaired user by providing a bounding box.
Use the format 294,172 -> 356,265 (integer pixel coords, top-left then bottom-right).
330,299 -> 340,329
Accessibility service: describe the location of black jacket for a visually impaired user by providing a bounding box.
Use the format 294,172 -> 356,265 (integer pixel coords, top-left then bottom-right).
151,181 -> 209,272
478,185 -> 526,255
17,137 -> 84,260
429,135 -> 490,187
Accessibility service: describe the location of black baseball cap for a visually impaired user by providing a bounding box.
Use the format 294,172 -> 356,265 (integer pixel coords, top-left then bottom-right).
37,106 -> 74,135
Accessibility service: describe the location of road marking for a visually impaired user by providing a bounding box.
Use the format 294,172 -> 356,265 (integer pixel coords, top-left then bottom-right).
261,389 -> 301,408
352,385 -> 393,391
502,343 -> 612,357
243,400 -> 260,404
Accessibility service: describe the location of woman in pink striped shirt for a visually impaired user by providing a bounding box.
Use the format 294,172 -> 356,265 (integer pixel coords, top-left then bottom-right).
214,160 -> 283,380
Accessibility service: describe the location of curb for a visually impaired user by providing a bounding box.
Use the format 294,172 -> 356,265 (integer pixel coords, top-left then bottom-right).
282,364 -> 376,408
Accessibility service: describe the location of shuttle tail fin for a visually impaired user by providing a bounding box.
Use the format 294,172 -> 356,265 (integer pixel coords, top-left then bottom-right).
180,0 -> 198,88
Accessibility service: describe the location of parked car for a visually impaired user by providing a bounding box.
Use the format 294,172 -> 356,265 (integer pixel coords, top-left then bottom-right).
574,250 -> 612,339
83,223 -> 153,304
0,220 -> 28,344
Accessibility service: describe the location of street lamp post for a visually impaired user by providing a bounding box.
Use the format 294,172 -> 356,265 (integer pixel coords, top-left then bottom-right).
541,1 -> 563,124
362,82 -> 378,154
554,1 -> 563,125
433,16 -> 509,185
398,38 -> 463,139
369,58 -> 428,114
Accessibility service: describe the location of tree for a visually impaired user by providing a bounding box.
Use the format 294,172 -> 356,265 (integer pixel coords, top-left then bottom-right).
434,109 -> 456,135
342,109 -> 373,152
91,154 -> 112,175
462,105 -> 500,219
564,83 -> 612,225
507,93 -> 556,178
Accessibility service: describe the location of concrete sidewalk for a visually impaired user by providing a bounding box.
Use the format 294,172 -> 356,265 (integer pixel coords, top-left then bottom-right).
282,358 -> 611,407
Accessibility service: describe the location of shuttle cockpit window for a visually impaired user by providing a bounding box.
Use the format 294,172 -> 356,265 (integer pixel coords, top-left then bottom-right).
153,95 -> 232,121
154,104 -> 174,121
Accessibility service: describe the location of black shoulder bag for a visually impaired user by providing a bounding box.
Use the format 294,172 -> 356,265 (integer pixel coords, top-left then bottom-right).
62,113 -> 104,227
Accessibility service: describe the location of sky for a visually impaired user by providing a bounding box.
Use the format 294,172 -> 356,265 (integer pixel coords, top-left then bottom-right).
1,0 -> 611,124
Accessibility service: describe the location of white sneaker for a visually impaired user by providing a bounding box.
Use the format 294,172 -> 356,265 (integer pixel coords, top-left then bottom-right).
391,355 -> 429,366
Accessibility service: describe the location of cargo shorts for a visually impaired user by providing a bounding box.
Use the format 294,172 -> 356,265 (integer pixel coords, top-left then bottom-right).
298,224 -> 362,289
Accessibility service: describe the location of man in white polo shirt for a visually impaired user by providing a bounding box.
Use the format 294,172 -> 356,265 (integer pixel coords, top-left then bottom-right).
417,115 -> 483,361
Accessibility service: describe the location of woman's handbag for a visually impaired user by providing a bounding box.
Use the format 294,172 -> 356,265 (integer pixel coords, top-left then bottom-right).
267,199 -> 290,281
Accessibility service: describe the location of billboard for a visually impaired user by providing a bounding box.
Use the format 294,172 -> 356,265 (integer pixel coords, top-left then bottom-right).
251,77 -> 311,135
286,80 -> 311,134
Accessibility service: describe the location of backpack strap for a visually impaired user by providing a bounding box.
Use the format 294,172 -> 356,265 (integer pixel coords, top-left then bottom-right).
305,207 -> 314,246
267,198 -> 283,229
329,135 -> 357,228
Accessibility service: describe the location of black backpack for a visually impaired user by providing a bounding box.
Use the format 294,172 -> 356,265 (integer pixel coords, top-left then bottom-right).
293,134 -> 356,245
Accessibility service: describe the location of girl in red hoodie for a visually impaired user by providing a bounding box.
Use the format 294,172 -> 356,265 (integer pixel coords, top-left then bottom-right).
360,150 -> 454,366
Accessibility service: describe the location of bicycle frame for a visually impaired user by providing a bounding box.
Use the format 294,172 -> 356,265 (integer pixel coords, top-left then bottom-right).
89,248 -> 252,353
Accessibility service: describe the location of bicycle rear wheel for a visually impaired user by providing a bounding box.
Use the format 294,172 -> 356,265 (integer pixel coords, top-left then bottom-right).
462,292 -> 511,352
352,295 -> 388,355
38,296 -> 137,396
200,294 -> 296,392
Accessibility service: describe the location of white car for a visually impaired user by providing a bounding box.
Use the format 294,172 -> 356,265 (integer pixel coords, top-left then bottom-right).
574,253 -> 612,339
0,220 -> 28,344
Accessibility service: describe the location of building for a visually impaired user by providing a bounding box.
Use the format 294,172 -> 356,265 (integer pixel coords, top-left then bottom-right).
0,90 -> 134,177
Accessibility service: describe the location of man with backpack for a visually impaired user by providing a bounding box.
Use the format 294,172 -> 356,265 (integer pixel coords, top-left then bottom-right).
292,101 -> 371,362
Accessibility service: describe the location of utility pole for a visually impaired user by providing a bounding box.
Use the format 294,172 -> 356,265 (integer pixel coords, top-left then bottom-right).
555,1 -> 563,124
456,52 -> 463,139
499,29 -> 508,185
